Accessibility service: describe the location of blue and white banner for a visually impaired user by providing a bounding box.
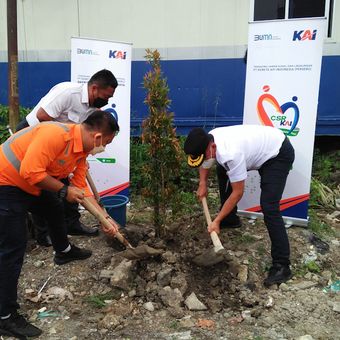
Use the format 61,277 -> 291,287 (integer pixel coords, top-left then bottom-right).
71,37 -> 132,197
239,18 -> 325,226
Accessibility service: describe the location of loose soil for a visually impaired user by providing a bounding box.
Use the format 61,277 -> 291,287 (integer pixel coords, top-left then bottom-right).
7,203 -> 340,340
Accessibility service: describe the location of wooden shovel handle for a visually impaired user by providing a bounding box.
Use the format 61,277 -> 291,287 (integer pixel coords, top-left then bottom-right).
82,197 -> 133,249
202,197 -> 225,252
86,171 -> 101,203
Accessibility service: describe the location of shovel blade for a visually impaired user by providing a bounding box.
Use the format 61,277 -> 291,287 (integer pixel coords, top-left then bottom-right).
119,245 -> 164,260
193,248 -> 232,267
193,249 -> 225,267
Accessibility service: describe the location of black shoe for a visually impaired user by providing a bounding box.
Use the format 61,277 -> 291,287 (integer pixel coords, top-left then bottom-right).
54,244 -> 92,265
37,235 -> 52,247
67,223 -> 99,236
0,311 -> 42,338
263,264 -> 292,287
220,217 -> 242,229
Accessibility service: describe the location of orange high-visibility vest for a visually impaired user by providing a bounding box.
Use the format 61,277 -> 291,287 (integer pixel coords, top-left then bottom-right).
0,122 -> 91,196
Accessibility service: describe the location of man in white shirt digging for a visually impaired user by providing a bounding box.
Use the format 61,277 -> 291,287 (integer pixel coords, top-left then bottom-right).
184,125 -> 295,287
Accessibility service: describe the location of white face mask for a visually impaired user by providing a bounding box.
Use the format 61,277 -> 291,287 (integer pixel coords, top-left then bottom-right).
201,157 -> 216,169
201,145 -> 216,169
89,134 -> 106,155
90,144 -> 105,155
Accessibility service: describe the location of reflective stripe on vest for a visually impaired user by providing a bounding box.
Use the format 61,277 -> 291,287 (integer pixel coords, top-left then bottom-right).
1,122 -> 70,171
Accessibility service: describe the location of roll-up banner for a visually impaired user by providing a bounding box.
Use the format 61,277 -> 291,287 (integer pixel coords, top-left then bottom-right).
239,18 -> 326,226
71,37 -> 132,197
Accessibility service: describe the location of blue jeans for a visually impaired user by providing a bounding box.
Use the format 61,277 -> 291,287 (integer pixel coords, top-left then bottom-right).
0,186 -> 69,316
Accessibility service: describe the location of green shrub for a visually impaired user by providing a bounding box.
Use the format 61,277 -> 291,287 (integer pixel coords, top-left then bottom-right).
0,105 -> 31,143
141,49 -> 184,236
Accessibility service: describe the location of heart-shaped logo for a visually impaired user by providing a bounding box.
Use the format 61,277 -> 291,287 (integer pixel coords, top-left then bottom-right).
257,86 -> 300,136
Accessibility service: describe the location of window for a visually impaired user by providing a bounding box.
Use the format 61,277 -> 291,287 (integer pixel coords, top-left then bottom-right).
251,0 -> 334,37
254,0 -> 286,20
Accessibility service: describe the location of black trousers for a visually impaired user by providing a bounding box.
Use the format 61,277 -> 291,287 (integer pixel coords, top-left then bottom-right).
16,119 -> 81,237
31,177 -> 81,240
216,137 -> 295,266
0,186 -> 69,316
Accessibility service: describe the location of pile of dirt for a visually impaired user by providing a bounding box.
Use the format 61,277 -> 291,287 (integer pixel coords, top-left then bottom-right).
14,205 -> 340,339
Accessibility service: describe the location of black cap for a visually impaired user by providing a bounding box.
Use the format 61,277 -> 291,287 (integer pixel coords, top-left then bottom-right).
184,128 -> 211,167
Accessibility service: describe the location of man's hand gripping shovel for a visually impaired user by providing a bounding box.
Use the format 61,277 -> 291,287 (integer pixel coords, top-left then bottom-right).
83,171 -> 163,260
193,197 -> 232,266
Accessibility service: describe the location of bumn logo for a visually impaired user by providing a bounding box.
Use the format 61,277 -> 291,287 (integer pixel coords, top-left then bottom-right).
77,48 -> 99,55
254,34 -> 272,41
109,50 -> 127,59
293,29 -> 317,41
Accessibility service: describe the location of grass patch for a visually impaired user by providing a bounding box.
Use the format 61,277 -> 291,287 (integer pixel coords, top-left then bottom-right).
256,244 -> 266,256
293,265 -> 308,278
85,292 -> 121,308
247,256 -> 256,270
294,260 -> 321,277
308,209 -> 335,238
168,320 -> 179,330
234,233 -> 257,245
304,260 -> 321,273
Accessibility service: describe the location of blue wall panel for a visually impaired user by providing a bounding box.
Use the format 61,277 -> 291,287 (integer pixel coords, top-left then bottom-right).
0,62 -> 70,107
0,56 -> 339,135
317,56 -> 340,135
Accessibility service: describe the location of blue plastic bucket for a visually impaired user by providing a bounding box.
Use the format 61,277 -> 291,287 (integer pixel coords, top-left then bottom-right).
101,195 -> 129,227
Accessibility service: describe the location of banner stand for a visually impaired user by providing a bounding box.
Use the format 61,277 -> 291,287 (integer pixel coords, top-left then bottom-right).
239,18 -> 326,226
71,37 -> 132,197
238,211 -> 308,228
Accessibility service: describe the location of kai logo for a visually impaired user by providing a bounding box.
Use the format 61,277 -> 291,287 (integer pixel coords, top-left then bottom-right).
109,50 -> 127,59
257,85 -> 300,137
293,29 -> 317,41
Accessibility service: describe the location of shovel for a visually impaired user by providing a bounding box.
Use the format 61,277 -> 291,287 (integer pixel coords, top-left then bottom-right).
81,197 -> 163,260
86,171 -> 104,207
193,197 -> 229,266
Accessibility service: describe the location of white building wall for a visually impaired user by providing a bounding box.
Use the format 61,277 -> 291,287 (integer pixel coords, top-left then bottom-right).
1,0 -> 340,61
0,0 -> 249,61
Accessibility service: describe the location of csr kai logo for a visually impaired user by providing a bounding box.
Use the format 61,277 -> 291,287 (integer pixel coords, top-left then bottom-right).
109,50 -> 127,59
293,29 -> 317,41
257,85 -> 300,137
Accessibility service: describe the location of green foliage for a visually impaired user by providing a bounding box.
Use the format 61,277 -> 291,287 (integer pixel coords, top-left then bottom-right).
304,260 -> 321,273
0,105 -> 31,143
234,233 -> 257,245
294,260 -> 321,277
129,137 -> 149,195
310,177 -> 337,208
309,147 -> 339,239
256,244 -> 266,256
141,49 -> 184,236
312,148 -> 340,188
168,320 -> 179,330
310,148 -> 340,208
308,209 -> 334,238
85,292 -> 120,308
130,137 -> 197,194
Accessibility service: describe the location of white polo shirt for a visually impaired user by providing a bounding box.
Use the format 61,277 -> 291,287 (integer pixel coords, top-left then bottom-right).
26,82 -> 94,126
210,125 -> 285,183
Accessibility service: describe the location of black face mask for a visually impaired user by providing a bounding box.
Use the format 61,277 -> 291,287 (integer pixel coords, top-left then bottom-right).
92,97 -> 109,108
